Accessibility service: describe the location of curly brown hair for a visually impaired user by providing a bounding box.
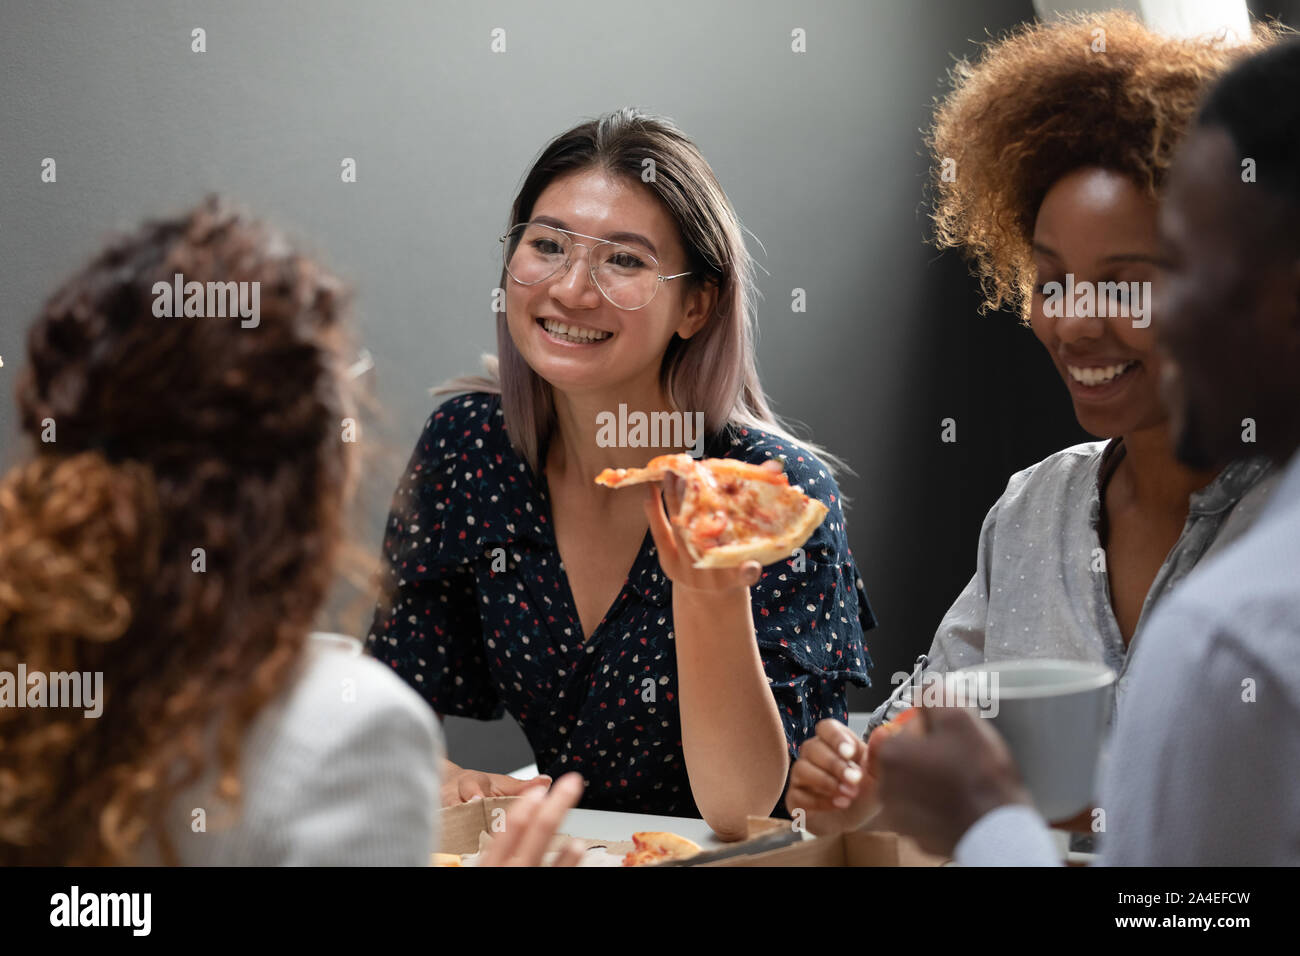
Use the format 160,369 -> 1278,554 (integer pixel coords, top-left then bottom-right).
928,11 -> 1285,319
0,196 -> 357,864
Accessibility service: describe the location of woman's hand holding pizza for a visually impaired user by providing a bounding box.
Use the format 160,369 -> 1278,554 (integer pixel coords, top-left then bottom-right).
642,460 -> 787,593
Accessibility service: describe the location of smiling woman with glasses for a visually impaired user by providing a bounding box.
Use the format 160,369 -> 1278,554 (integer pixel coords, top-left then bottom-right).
365,106 -> 876,839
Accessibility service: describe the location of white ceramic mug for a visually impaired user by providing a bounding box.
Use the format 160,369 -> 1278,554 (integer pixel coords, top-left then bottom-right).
948,659 -> 1115,822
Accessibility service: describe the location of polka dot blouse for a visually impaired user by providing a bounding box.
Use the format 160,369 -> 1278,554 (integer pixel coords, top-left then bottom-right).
366,392 -> 876,817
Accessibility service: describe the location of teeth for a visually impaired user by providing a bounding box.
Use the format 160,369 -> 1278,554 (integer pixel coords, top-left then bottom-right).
1068,361 -> 1135,386
542,318 -> 611,343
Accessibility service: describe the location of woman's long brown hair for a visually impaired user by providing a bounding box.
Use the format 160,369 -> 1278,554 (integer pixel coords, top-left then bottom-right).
0,196 -> 356,864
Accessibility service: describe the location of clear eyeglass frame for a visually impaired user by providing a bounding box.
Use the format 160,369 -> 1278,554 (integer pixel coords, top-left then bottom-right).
499,221 -> 693,311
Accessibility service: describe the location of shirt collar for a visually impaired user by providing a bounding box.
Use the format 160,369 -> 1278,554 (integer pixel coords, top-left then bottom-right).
424,397 -> 551,562
1257,445 -> 1300,523
1092,437 -> 1274,521
1189,455 -> 1274,515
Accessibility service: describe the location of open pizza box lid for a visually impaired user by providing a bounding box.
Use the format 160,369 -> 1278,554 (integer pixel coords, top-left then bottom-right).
439,798 -> 946,866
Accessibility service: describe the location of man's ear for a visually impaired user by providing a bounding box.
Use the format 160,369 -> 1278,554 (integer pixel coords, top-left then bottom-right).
675,280 -> 718,341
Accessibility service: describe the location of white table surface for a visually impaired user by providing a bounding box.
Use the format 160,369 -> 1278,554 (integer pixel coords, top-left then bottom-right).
502,763 -> 753,848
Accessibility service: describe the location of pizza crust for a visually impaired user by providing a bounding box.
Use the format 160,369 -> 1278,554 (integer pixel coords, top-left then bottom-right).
592,453 -> 707,487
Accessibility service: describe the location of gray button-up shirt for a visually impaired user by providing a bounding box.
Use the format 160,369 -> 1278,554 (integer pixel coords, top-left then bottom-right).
871,439 -> 1278,729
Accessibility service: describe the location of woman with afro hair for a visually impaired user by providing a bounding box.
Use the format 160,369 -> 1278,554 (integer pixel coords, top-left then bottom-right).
788,10 -> 1287,836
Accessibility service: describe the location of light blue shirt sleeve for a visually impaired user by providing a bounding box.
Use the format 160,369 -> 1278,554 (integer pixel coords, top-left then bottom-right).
953,804 -> 1060,866
1096,600 -> 1300,866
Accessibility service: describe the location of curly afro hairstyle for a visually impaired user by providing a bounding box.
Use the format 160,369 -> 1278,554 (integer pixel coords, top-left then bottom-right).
927,11 -> 1285,319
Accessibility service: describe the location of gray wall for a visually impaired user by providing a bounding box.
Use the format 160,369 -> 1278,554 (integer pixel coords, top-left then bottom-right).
1,0 -> 1079,776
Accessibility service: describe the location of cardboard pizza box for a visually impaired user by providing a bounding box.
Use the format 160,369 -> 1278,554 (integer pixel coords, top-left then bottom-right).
438,798 -> 944,866
706,826 -> 948,867
438,797 -> 791,864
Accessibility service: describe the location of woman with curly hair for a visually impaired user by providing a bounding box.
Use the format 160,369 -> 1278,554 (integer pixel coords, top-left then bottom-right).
0,197 -> 441,864
788,11 -> 1284,834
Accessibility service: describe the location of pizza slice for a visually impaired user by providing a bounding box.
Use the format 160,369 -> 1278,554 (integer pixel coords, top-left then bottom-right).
621,831 -> 703,867
594,454 -> 829,568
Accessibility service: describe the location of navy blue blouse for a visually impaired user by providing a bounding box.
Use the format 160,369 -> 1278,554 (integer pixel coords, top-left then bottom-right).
366,391 -> 876,817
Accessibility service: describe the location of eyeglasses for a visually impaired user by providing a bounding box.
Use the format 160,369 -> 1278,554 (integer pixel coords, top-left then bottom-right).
500,221 -> 692,311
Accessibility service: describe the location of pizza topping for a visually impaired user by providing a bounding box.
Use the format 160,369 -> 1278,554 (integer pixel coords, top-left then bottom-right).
621,831 -> 703,866
594,455 -> 829,569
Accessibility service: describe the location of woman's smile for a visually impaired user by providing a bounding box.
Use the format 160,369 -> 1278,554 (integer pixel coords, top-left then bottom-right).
1062,358 -> 1143,403
535,315 -> 617,347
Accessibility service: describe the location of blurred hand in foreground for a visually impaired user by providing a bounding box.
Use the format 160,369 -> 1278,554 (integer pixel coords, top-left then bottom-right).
872,705 -> 1032,858
480,772 -> 587,867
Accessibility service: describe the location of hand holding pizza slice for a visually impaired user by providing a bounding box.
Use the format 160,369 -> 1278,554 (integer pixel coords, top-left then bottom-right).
594,454 -> 829,569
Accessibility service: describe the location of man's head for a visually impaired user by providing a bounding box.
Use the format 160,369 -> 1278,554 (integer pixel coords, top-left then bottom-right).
1157,40 -> 1300,468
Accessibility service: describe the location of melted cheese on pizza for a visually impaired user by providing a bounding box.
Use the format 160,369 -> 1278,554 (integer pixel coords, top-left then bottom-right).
595,455 -> 828,568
